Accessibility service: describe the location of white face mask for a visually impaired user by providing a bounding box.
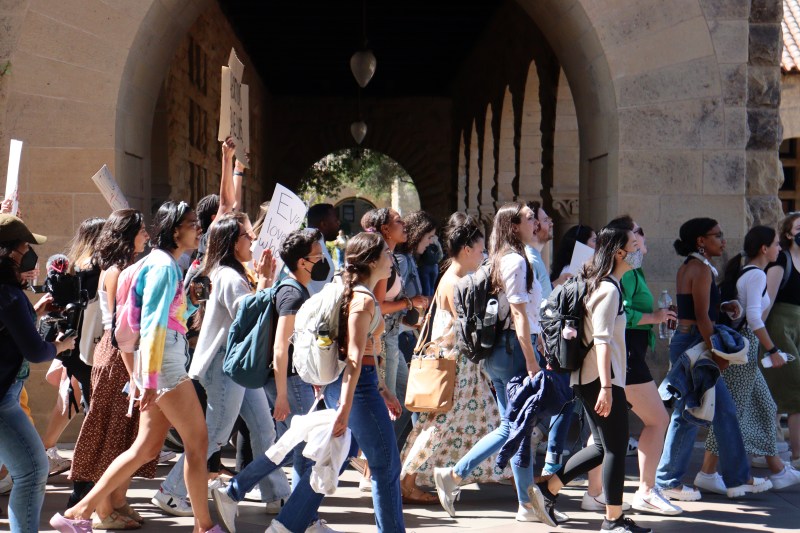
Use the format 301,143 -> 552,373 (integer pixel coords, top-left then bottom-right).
623,249 -> 644,269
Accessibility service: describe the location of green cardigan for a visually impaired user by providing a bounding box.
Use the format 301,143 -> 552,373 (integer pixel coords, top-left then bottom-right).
620,268 -> 656,349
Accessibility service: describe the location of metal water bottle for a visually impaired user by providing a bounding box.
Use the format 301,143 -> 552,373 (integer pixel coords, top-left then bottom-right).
481,298 -> 499,349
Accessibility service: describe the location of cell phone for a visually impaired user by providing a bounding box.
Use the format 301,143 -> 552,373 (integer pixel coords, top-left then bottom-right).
30,284 -> 46,293
122,382 -> 130,396
193,275 -> 211,301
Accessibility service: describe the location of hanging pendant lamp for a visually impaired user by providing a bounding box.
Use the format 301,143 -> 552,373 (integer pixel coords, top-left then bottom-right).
350,49 -> 376,88
351,121 -> 367,144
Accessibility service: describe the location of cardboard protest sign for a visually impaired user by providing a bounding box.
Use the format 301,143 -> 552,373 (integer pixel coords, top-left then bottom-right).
567,240 -> 595,275
253,184 -> 307,274
91,164 -> 129,211
218,48 -> 250,166
4,139 -> 23,216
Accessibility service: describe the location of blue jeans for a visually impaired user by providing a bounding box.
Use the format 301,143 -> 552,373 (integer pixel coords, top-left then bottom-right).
533,347 -> 574,471
656,330 -> 750,489
0,381 -> 48,533
453,331 -> 534,503
162,349 -> 291,502
384,316 -> 411,442
418,263 -> 438,297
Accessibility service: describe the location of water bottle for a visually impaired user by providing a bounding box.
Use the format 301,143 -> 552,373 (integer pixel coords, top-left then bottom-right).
658,290 -> 673,340
481,298 -> 499,349
316,327 -> 333,348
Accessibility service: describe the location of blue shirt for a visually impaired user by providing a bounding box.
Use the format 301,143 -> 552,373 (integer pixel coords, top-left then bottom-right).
525,245 -> 552,299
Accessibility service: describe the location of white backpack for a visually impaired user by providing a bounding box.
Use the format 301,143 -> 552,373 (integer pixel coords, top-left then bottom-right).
291,281 -> 377,385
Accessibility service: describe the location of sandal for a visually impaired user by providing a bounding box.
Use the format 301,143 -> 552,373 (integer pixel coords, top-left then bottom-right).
401,485 -> 439,505
113,504 -> 144,525
91,511 -> 141,530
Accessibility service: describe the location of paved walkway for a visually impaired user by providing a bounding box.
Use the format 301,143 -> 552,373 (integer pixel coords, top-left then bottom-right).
4,446 -> 797,532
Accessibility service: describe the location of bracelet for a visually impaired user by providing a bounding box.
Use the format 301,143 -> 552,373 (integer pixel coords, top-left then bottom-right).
601,386 -> 612,389
233,171 -> 244,177
767,346 -> 779,355
405,297 -> 413,310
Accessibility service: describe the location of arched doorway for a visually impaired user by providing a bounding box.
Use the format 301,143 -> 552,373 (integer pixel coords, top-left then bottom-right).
335,197 -> 376,236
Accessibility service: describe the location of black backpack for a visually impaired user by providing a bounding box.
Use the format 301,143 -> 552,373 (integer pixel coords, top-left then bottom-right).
540,276 -> 622,374
453,262 -> 509,363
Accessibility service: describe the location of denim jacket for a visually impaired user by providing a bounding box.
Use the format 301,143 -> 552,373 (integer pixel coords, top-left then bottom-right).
496,371 -> 571,469
658,325 -> 748,427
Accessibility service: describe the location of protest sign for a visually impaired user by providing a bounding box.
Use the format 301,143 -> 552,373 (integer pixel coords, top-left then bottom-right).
90,164 -> 129,211
218,48 -> 250,166
253,184 -> 307,274
4,139 -> 22,216
567,240 -> 595,275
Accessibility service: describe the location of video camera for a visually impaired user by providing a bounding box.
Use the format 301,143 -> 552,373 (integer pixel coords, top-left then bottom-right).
37,254 -> 88,343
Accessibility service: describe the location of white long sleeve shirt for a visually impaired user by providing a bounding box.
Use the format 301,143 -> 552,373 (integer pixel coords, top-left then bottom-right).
736,267 -> 770,331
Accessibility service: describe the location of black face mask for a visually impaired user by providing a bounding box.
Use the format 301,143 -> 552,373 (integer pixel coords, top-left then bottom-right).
794,233 -> 800,247
18,247 -> 38,273
308,257 -> 331,281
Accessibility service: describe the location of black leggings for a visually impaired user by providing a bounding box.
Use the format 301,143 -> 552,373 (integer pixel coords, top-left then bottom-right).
555,378 -> 629,505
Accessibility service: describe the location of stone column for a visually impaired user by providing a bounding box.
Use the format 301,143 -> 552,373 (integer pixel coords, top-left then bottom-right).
479,104 -> 496,222
747,0 -> 784,226
467,120 -> 480,217
457,130 -> 467,211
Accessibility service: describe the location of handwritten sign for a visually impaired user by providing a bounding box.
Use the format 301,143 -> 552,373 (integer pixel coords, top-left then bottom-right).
4,139 -> 22,215
253,183 -> 307,274
568,240 -> 595,275
218,48 -> 250,166
90,164 -> 129,211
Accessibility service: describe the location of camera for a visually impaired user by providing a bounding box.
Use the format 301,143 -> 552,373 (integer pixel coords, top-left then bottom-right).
37,255 -> 88,345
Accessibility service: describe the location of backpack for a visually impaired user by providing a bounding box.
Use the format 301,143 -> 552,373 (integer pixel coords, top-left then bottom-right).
717,265 -> 764,330
112,256 -> 148,352
453,262 -> 509,364
779,249 -> 792,291
291,281 -> 376,385
540,276 -> 622,374
223,278 -> 303,389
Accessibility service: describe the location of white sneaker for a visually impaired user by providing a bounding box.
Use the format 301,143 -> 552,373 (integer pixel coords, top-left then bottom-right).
305,519 -> 343,533
207,477 -> 227,499
660,485 -> 701,502
693,471 -> 726,495
727,477 -> 772,498
516,503 -> 569,523
770,465 -> 800,490
211,486 -> 238,533
151,488 -> 193,517
46,447 -> 71,477
631,487 -> 683,515
265,499 -> 286,515
627,437 -> 639,457
158,450 -> 176,464
266,519 -> 292,533
245,486 -> 262,502
0,473 -> 12,495
580,491 -> 631,512
358,477 -> 372,493
433,467 -> 460,517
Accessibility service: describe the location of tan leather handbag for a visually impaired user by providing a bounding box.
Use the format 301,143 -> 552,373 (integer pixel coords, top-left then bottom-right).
404,296 -> 457,413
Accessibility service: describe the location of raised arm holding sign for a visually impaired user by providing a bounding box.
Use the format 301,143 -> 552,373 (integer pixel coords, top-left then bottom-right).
252,184 -> 307,275
218,48 -> 250,167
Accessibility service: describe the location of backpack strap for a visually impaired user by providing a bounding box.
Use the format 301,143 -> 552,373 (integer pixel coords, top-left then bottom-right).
780,249 -> 792,291
601,277 -> 624,316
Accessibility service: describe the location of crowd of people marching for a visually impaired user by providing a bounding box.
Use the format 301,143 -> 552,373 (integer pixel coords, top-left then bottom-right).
1,138 -> 799,533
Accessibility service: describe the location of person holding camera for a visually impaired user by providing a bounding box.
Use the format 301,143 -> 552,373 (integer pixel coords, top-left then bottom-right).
0,214 -> 75,533
68,209 -> 154,527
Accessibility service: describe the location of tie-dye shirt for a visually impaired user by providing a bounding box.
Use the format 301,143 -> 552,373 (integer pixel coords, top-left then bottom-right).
132,249 -> 197,389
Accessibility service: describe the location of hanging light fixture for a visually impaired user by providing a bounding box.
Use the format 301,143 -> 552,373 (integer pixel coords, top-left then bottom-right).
350,0 -> 376,88
351,120 -> 367,144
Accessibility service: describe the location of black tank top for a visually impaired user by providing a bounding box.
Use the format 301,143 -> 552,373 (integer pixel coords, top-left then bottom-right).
675,257 -> 720,322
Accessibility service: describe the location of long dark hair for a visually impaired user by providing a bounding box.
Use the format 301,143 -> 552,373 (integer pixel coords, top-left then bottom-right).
674,217 -> 718,256
440,212 -> 483,271
151,200 -> 192,251
779,212 -> 800,250
489,202 -> 532,294
0,240 -> 22,286
199,212 -> 248,279
338,232 -> 386,349
581,225 -> 632,294
550,224 -> 595,282
396,210 -> 437,255
94,209 -> 144,271
722,225 -> 776,284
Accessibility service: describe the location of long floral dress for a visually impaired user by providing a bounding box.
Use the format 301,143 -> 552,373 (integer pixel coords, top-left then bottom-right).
400,308 -> 511,487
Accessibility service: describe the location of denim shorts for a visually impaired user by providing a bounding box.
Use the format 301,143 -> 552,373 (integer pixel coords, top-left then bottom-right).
134,330 -> 190,395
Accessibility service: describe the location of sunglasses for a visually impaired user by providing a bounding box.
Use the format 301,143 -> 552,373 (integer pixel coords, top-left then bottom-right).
634,227 -> 644,237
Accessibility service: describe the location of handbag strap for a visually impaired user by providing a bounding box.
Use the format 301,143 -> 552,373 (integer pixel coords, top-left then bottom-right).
412,289 -> 439,355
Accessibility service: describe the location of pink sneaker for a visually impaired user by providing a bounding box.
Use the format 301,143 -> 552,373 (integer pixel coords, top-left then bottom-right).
50,513 -> 93,532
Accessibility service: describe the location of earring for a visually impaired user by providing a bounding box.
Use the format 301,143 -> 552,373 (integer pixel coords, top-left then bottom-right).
698,246 -> 705,255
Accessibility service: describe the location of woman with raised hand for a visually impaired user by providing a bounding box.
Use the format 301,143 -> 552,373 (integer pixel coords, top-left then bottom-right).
156,212 -> 290,517
434,202 -> 544,522
400,213 -> 510,503
655,218 -> 771,501
698,226 -> 800,491
529,224 -> 652,533
763,212 -> 800,469
52,201 -> 224,533
0,214 -> 75,533
68,210 -> 154,528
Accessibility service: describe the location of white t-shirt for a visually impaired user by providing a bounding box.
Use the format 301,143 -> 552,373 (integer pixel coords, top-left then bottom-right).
499,252 -> 542,334
736,267 -> 770,331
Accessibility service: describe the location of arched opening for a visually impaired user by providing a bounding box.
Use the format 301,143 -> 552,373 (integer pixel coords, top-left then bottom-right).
334,196 -> 377,235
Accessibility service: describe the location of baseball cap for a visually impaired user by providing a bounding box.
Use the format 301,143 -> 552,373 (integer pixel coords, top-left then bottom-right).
0,214 -> 47,244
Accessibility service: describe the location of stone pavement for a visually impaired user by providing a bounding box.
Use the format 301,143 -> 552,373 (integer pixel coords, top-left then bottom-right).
4,445 -> 798,532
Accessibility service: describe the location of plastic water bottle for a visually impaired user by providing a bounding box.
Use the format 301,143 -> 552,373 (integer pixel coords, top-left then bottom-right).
658,290 -> 673,340
481,298 -> 499,349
